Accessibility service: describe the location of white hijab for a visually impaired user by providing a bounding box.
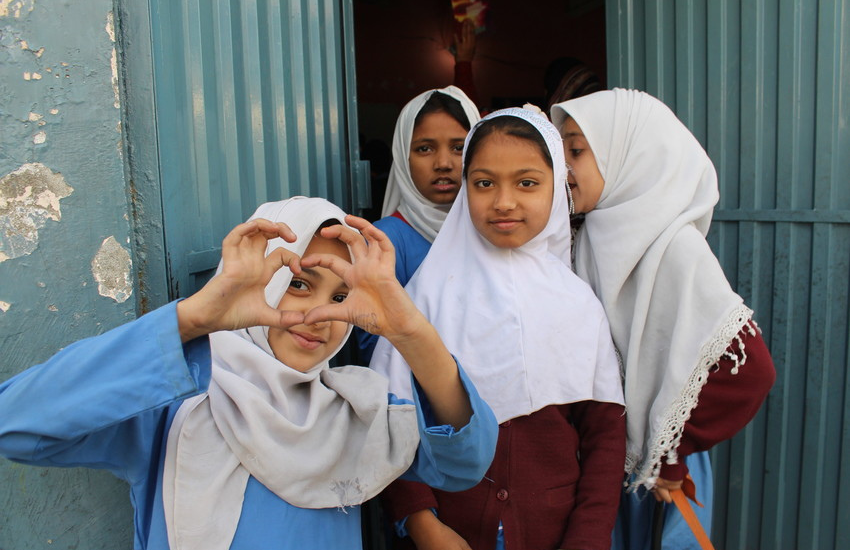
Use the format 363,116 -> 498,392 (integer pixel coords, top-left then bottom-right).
381,85 -> 481,242
551,89 -> 752,488
371,107 -> 624,424
162,197 -> 419,550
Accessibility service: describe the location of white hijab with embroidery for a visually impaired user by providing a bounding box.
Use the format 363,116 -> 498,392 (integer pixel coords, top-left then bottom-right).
551,89 -> 751,488
371,107 -> 624,424
381,85 -> 481,242
162,197 -> 419,550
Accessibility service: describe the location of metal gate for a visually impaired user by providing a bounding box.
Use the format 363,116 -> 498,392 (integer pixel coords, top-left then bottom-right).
606,0 -> 850,548
125,0 -> 368,302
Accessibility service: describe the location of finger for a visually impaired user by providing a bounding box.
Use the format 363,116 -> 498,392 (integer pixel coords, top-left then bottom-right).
251,219 -> 297,242
344,215 -> 394,255
318,224 -> 368,258
300,252 -> 352,279
257,308 -> 306,330
221,220 -> 263,249
303,302 -> 348,326
265,247 -> 302,276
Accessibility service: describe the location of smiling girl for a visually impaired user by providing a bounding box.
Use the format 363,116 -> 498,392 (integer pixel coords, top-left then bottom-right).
0,197 -> 498,550
371,107 -> 626,550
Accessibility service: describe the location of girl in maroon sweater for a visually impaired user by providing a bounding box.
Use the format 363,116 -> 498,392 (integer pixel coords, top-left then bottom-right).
551,89 -> 776,549
371,106 -> 627,550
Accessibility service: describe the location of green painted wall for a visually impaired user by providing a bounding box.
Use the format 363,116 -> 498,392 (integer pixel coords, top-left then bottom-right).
0,1 -> 136,548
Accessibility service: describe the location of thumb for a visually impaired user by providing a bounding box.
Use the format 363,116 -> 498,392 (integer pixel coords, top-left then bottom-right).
256,308 -> 305,329
303,303 -> 347,326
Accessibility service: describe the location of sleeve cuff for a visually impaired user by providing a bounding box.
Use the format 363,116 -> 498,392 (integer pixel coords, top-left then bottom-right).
659,458 -> 689,481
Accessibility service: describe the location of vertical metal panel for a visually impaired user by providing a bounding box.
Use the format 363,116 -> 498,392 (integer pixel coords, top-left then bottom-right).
606,0 -> 850,548
148,0 -> 357,297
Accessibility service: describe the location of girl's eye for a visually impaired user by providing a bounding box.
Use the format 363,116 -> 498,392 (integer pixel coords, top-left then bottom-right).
413,145 -> 433,154
518,180 -> 538,188
332,293 -> 348,304
568,149 -> 582,157
289,279 -> 308,291
474,179 -> 494,188
452,144 -> 464,153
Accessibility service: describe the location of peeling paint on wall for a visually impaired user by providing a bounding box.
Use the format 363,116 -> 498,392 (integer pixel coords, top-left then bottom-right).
91,236 -> 133,303
18,39 -> 44,57
0,0 -> 36,18
0,163 -> 73,263
107,11 -> 120,109
0,301 -> 10,312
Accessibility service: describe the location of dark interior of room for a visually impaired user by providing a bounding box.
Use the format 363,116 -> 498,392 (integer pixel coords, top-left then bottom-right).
353,0 -> 607,147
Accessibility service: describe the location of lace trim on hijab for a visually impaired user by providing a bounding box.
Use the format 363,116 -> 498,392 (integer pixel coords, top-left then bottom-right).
625,303 -> 754,490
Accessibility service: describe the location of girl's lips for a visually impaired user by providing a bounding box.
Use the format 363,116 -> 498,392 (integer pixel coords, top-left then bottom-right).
431,179 -> 457,192
288,329 -> 325,350
489,219 -> 522,232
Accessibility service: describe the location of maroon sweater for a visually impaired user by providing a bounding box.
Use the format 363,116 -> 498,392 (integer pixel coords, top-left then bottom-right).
382,401 -> 626,550
659,324 -> 775,480
381,327 -> 775,549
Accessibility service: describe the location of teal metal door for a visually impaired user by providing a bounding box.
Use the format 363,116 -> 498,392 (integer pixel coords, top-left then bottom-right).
606,0 -> 850,548
135,0 -> 367,299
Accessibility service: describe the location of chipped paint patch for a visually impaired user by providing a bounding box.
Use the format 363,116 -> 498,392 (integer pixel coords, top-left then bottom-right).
91,236 -> 133,303
107,12 -> 120,109
33,130 -> 46,144
0,0 -> 35,18
111,48 -> 119,108
105,11 -> 115,42
19,39 -> 44,57
0,301 -> 10,312
0,163 -> 73,263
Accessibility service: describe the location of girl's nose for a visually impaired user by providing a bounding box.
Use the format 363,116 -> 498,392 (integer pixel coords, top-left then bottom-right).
566,163 -> 576,184
299,296 -> 330,327
434,148 -> 453,171
493,187 -> 516,212
308,318 -> 330,329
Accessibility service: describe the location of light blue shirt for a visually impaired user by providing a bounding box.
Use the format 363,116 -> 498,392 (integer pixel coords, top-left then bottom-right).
0,301 -> 497,550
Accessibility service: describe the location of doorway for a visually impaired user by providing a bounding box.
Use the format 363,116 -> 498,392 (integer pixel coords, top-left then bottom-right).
352,0 -> 606,218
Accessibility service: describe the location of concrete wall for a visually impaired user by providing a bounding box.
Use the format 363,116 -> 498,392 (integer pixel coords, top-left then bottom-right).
0,0 -> 136,548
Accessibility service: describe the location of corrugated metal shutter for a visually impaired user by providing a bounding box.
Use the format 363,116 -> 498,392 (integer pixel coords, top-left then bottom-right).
148,0 -> 367,297
606,0 -> 849,548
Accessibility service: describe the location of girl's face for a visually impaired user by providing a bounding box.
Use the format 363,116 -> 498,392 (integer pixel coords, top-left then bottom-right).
561,116 -> 605,213
408,111 -> 468,205
267,234 -> 350,372
466,131 -> 554,249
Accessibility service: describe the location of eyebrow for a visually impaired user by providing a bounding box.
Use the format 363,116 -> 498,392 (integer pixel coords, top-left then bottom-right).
300,266 -> 320,278
412,137 -> 466,143
300,266 -> 350,288
561,131 -> 585,139
469,167 -> 546,175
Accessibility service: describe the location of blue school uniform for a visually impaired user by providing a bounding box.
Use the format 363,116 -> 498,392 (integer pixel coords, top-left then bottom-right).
612,452 -> 713,550
0,301 -> 497,550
